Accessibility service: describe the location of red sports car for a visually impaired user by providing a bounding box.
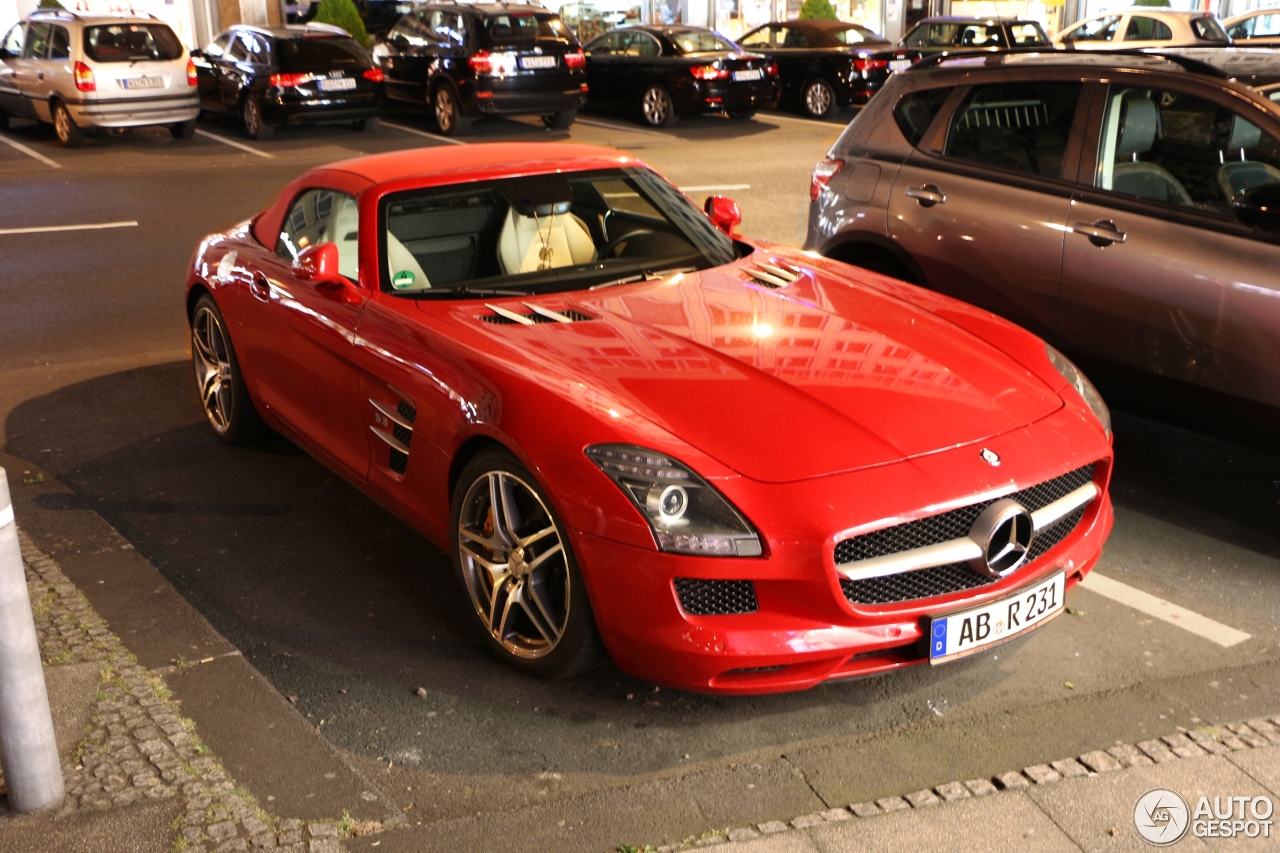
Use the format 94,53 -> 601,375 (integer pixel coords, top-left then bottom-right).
185,142 -> 1114,694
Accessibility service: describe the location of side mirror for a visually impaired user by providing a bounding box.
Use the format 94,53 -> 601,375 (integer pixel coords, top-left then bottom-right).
292,242 -> 347,286
1234,183 -> 1280,230
704,195 -> 742,237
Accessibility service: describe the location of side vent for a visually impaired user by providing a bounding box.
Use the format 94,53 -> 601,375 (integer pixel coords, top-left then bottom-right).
743,262 -> 802,289
370,397 -> 416,475
478,303 -> 594,325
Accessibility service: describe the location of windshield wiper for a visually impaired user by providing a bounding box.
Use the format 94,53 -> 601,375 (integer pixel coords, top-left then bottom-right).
589,266 -> 697,290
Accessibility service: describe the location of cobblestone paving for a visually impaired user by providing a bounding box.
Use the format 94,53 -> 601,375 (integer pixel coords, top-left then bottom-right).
0,529 -> 378,852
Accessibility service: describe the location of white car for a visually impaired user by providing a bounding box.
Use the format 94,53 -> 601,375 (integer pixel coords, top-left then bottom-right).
1224,9 -> 1280,47
1054,8 -> 1230,50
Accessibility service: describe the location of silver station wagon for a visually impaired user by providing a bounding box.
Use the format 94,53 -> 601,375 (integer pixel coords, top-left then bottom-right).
0,9 -> 199,147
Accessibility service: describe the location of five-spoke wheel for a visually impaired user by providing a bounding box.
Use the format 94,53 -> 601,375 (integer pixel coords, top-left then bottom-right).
191,294 -> 266,444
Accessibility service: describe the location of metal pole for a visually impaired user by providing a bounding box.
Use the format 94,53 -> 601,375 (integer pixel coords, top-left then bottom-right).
0,468 -> 65,813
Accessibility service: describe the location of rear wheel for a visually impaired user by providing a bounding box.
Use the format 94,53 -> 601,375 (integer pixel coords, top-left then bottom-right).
170,118 -> 197,139
640,84 -> 676,128
241,97 -> 273,141
433,86 -> 471,136
190,295 -> 267,445
727,108 -> 755,120
802,78 -> 835,119
541,109 -> 575,129
352,116 -> 378,132
52,103 -> 85,148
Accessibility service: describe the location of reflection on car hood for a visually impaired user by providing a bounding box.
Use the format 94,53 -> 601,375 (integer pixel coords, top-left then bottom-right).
457,250 -> 1063,483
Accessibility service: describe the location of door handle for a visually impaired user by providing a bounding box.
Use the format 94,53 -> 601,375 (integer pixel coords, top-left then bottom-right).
1072,220 -> 1126,247
249,271 -> 270,301
36,71 -> 43,80
905,184 -> 946,207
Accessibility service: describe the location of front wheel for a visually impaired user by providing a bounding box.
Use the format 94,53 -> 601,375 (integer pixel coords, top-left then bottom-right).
52,103 -> 86,148
241,97 -> 273,141
802,78 -> 835,119
433,86 -> 471,136
191,295 -> 267,445
541,109 -> 575,129
451,448 -> 605,678
640,84 -> 676,128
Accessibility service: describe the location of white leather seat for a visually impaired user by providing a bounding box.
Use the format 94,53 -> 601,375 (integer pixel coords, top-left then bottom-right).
387,231 -> 431,291
324,195 -> 360,281
497,209 -> 597,275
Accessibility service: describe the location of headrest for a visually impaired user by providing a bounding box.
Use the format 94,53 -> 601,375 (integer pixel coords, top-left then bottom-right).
1227,114 -> 1262,151
1117,97 -> 1158,159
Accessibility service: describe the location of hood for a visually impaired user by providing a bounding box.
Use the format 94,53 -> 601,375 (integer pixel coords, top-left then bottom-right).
464,254 -> 1063,483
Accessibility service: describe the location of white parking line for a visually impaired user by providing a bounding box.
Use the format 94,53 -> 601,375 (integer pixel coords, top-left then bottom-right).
681,184 -> 751,192
0,132 -> 61,169
1081,572 -> 1252,648
764,113 -> 845,129
574,118 -> 672,137
194,129 -> 274,159
0,220 -> 137,236
381,121 -> 468,145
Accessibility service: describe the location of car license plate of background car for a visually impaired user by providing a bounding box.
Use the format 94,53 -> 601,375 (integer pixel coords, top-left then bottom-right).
732,69 -> 763,81
319,77 -> 357,91
121,76 -> 164,89
889,59 -> 912,71
928,572 -> 1064,664
520,55 -> 556,69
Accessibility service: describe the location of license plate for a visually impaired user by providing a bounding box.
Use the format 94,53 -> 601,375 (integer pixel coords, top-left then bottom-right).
319,77 -> 357,91
121,76 -> 163,89
928,571 -> 1064,664
732,68 -> 763,81
889,59 -> 912,71
520,55 -> 556,69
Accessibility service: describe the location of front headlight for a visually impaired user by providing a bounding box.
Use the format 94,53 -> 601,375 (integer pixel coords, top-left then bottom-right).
585,445 -> 763,557
1046,344 -> 1110,438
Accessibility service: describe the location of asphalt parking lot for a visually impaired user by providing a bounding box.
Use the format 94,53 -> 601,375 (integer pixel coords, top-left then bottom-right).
4,103 -> 1280,850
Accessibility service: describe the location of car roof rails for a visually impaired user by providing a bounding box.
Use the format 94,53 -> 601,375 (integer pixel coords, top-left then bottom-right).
910,46 -> 1231,79
29,9 -> 80,21
908,46 -> 1051,71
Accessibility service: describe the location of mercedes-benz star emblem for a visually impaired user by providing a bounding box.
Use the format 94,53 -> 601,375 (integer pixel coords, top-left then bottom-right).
968,498 -> 1034,578
980,448 -> 1001,466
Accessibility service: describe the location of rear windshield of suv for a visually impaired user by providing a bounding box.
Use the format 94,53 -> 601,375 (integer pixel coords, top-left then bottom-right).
276,37 -> 369,69
485,13 -> 573,44
83,24 -> 182,62
1191,16 -> 1229,42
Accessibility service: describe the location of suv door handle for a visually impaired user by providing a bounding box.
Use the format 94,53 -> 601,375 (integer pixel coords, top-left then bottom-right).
1072,220 -> 1127,247
905,184 -> 946,207
249,271 -> 271,301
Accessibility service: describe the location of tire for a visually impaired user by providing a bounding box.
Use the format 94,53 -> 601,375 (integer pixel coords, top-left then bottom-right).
52,102 -> 85,148
639,84 -> 676,128
190,294 -> 268,445
541,109 -> 575,129
451,447 -> 605,678
0,110 -> 9,130
170,118 -> 197,139
241,97 -> 274,141
433,85 -> 471,136
801,78 -> 835,119
352,116 -> 379,132
728,108 -> 755,120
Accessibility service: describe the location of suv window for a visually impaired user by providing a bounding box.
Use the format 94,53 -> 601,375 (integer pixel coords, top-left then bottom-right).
49,25 -> 70,59
278,189 -> 360,281
1,24 -> 24,57
893,87 -> 953,147
1125,16 -> 1172,40
204,32 -> 231,58
485,13 -> 571,45
84,24 -> 183,62
276,37 -> 367,69
1191,16 -> 1228,41
1067,15 -> 1120,42
1257,14 -> 1280,36
431,11 -> 466,45
1094,85 -> 1280,211
23,22 -> 50,59
238,31 -> 271,66
945,82 -> 1083,178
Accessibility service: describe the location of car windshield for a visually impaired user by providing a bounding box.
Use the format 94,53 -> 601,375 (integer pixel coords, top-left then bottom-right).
380,167 -> 739,297
485,13 -> 573,44
276,37 -> 369,69
672,31 -> 738,53
83,24 -> 182,62
831,25 -> 881,44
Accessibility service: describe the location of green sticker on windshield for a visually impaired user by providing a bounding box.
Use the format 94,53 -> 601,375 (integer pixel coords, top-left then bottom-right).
392,270 -> 416,290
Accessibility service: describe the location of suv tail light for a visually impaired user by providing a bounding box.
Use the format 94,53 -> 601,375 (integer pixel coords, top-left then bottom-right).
765,61 -> 778,76
810,158 -> 844,201
363,67 -> 384,82
187,58 -> 198,86
468,49 -> 517,76
74,61 -> 95,92
564,50 -> 585,69
269,72 -> 311,88
691,64 -> 729,81
853,57 -> 888,72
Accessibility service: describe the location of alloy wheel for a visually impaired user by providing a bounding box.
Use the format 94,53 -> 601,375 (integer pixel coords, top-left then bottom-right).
54,107 -> 71,143
435,88 -> 455,133
457,470 -> 570,659
642,86 -> 670,127
243,99 -> 261,138
191,306 -> 234,434
805,81 -> 833,118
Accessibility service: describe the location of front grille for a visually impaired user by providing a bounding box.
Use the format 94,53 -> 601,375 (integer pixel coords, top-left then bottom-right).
836,464 -> 1096,606
674,578 -> 758,616
388,449 -> 408,475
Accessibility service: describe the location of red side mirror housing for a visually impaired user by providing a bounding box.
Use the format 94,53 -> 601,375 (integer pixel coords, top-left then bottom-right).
292,242 -> 346,287
704,195 -> 742,238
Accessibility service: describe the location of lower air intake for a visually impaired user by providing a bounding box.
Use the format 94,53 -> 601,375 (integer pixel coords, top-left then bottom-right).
674,578 -> 758,616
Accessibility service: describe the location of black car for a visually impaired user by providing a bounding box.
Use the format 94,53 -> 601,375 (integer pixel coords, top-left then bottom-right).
583,26 -> 779,127
193,24 -> 382,141
376,4 -> 587,136
738,19 -> 916,118
900,16 -> 1050,56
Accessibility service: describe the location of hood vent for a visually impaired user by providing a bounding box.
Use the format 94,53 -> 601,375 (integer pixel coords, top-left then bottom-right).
743,262 -> 802,289
479,303 -> 593,325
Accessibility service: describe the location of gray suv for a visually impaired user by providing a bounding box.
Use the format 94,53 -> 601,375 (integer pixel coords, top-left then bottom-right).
0,10 -> 199,147
806,51 -> 1280,411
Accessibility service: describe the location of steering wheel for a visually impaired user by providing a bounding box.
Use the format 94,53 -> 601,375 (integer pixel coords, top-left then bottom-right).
602,229 -> 657,258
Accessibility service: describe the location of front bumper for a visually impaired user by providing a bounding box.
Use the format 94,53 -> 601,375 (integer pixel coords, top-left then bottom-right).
573,405 -> 1114,694
68,92 -> 200,128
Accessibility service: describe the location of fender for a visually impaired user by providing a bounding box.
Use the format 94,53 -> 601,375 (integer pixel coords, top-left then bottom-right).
818,229 -> 929,287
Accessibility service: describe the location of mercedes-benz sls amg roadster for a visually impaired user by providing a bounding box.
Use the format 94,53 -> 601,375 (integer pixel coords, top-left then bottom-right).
185,142 -> 1114,694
